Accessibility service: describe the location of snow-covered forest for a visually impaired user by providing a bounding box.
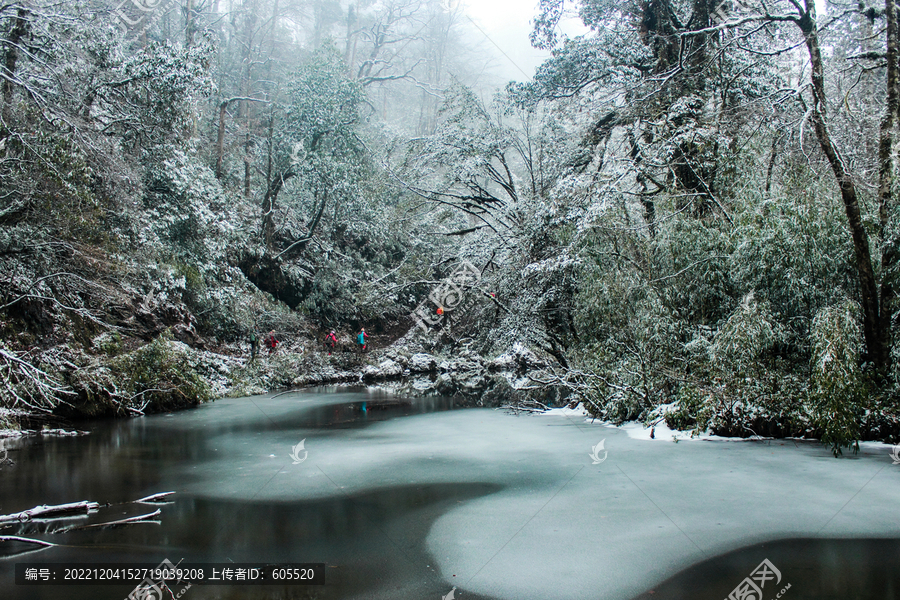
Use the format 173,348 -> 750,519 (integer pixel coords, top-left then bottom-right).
1,0 -> 899,455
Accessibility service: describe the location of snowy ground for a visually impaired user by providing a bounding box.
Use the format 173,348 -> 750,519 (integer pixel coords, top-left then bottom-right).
156,393 -> 900,600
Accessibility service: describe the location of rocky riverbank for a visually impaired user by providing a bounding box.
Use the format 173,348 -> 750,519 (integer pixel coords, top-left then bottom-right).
0,325 -> 565,435
228,334 -> 563,406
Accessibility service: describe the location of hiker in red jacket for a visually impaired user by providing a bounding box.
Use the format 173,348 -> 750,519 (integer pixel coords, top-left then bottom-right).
324,330 -> 338,355
265,330 -> 278,354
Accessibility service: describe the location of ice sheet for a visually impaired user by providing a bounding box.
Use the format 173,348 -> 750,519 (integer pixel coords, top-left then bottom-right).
153,394 -> 900,599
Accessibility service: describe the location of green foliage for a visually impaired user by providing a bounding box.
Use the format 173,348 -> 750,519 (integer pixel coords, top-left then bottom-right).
654,214 -> 734,325
119,38 -> 216,146
0,409 -> 17,431
573,252 -> 682,423
109,329 -> 212,410
173,261 -> 205,308
96,332 -> 123,357
730,186 -> 855,343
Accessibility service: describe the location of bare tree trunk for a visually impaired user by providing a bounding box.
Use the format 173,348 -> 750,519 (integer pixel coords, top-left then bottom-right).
261,170 -> 295,251
765,134 -> 779,194
215,97 -> 268,179
879,0 -> 900,370
797,2 -> 886,368
687,0 -> 712,90
244,148 -> 252,198
1,8 -> 28,121
347,2 -> 360,72
344,2 -> 356,65
216,100 -> 228,178
185,0 -> 195,46
273,189 -> 329,260
240,2 -> 257,198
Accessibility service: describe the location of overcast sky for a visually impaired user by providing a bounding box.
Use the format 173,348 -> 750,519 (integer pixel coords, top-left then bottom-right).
463,0 -> 829,84
463,0 -> 587,84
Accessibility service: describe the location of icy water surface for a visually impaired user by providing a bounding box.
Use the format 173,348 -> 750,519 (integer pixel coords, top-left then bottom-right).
1,387 -> 899,600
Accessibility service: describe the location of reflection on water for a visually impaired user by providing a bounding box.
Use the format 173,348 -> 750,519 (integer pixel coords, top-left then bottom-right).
3,483 -> 502,600
1,388 -> 898,600
631,538 -> 900,600
0,389 -> 504,600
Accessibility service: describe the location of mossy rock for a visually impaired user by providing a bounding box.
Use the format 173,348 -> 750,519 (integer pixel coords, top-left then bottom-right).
69,329 -> 212,417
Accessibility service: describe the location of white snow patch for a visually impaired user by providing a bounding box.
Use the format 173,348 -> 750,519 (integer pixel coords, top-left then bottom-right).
539,403 -> 786,443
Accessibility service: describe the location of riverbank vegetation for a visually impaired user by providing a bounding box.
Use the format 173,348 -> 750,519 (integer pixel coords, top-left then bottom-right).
1,0 -> 899,455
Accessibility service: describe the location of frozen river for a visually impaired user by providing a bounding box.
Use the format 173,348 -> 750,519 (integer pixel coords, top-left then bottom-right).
1,387 -> 899,599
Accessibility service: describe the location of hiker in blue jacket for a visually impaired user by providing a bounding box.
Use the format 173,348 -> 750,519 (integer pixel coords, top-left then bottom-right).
357,328 -> 368,352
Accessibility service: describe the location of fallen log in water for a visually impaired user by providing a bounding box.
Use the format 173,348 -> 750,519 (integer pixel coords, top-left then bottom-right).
0,491 -> 176,526
0,501 -> 100,525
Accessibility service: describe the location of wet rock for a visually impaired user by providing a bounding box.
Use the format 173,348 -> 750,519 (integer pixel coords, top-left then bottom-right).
362,359 -> 403,381
435,371 -> 490,396
379,359 -> 403,377
488,342 -> 549,372
410,377 -> 436,392
384,351 -> 409,367
488,353 -> 517,371
409,353 -> 437,372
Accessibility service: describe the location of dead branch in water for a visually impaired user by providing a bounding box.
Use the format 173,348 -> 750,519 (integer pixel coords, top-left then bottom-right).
59,509 -> 161,532
135,491 -> 175,503
0,535 -> 56,546
502,400 -> 549,414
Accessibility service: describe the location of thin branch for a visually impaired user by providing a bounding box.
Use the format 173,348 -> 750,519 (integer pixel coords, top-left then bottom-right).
0,535 -> 56,547
59,509 -> 161,532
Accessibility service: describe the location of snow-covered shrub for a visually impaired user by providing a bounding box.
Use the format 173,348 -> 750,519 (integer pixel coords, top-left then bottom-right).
730,186 -> 855,346
573,259 -> 682,423
711,292 -> 781,370
666,385 -> 712,432
808,301 -> 866,456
